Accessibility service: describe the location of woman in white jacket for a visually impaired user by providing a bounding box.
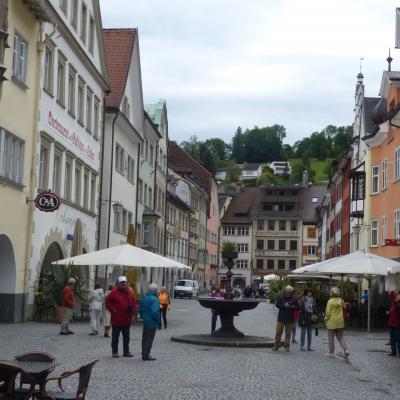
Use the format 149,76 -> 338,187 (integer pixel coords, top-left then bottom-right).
88,283 -> 104,336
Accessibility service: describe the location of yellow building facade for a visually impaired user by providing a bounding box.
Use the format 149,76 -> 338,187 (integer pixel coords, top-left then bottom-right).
0,0 -> 47,322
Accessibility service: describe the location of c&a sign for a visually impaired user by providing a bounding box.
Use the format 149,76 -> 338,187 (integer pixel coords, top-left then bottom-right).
35,192 -> 61,212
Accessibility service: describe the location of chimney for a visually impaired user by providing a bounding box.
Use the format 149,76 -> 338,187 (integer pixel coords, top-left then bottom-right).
302,170 -> 309,186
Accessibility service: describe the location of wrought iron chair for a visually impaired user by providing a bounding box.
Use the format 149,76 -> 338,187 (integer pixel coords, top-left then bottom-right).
41,359 -> 99,400
14,352 -> 56,398
0,361 -> 31,399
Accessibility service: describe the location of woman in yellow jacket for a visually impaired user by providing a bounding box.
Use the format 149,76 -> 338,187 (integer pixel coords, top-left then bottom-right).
158,287 -> 171,329
324,287 -> 350,358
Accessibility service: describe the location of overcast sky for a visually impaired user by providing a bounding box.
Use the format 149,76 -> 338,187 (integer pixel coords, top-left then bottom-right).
99,0 -> 400,145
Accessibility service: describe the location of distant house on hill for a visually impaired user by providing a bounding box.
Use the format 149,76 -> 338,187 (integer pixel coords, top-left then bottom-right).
268,161 -> 291,175
215,163 -> 262,182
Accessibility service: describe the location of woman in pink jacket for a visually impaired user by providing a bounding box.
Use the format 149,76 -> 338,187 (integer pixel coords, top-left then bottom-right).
387,291 -> 400,357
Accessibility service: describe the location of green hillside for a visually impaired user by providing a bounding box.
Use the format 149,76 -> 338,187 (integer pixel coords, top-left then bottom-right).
289,158 -> 332,186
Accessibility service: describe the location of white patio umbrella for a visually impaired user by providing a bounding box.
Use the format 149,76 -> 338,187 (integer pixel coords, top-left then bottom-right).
52,244 -> 191,270
264,274 -> 280,281
292,251 -> 400,331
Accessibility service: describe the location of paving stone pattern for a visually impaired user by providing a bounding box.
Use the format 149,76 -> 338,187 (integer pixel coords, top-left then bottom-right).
0,300 -> 399,400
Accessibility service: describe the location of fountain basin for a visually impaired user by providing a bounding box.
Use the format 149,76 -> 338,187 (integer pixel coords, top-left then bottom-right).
198,297 -> 260,338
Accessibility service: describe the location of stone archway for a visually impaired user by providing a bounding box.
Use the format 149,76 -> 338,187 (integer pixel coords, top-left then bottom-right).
0,234 -> 18,322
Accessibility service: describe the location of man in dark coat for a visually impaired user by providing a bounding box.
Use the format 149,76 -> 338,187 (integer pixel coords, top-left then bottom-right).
273,285 -> 299,352
105,276 -> 136,358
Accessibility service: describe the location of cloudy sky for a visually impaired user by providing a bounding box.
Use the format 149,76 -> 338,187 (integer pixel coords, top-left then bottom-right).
99,0 -> 399,145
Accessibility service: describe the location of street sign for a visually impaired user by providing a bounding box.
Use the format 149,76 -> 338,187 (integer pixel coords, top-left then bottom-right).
35,192 -> 61,212
385,239 -> 400,246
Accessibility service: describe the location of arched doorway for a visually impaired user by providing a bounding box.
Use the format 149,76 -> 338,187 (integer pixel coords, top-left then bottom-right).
233,277 -> 246,289
41,242 -> 64,277
0,234 -> 17,322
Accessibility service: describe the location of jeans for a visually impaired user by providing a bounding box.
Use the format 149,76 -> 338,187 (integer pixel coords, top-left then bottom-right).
389,327 -> 400,355
60,308 -> 74,332
211,311 -> 218,333
274,321 -> 292,349
90,309 -> 101,332
111,325 -> 130,355
291,320 -> 298,342
301,325 -> 312,348
142,327 -> 157,359
159,306 -> 168,329
327,328 -> 347,354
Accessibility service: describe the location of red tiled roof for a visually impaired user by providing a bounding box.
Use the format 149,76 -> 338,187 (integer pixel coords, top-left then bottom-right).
168,141 -> 213,196
103,29 -> 136,108
221,187 -> 258,224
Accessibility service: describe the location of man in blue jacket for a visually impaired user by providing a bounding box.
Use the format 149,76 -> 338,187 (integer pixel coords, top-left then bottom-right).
139,283 -> 161,361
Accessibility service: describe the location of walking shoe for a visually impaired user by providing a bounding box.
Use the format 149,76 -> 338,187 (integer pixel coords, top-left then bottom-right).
67,330 -> 74,334
88,332 -> 96,336
284,347 -> 290,352
59,331 -> 69,335
300,347 -> 306,351
344,350 -> 350,359
387,353 -> 397,356
292,340 -> 297,344
142,357 -> 156,361
123,353 -> 134,357
104,333 -> 110,338
272,347 -> 279,351
112,353 -> 119,358
307,347 -> 314,351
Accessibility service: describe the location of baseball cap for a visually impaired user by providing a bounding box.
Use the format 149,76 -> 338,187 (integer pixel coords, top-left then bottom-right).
118,276 -> 128,283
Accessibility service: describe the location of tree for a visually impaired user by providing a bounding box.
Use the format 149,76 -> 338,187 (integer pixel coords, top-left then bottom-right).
332,125 -> 353,156
180,135 -> 200,159
205,138 -> 228,161
198,142 -> 217,175
225,162 -> 242,183
231,127 -> 246,163
289,158 -> 315,184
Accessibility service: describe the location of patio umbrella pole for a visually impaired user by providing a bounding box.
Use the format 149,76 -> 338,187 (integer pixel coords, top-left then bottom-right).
367,277 -> 371,333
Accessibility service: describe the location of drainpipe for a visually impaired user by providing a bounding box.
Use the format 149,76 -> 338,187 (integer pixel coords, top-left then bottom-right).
23,21 -> 45,322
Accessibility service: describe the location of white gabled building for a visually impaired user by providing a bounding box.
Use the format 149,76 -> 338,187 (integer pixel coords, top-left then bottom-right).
27,0 -> 109,317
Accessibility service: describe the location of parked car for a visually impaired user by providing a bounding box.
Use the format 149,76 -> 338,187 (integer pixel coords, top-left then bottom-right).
174,280 -> 199,298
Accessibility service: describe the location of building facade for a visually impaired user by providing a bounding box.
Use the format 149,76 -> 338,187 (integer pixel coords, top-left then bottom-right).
27,0 -> 109,317
0,0 -> 48,322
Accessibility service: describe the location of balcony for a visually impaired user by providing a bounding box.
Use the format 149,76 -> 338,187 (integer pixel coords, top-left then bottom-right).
254,249 -> 298,257
255,230 -> 299,237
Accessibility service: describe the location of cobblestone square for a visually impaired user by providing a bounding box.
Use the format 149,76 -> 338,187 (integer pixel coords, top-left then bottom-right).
1,299 -> 399,400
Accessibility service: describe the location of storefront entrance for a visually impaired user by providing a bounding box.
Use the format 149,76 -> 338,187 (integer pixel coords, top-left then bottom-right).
0,234 -> 18,322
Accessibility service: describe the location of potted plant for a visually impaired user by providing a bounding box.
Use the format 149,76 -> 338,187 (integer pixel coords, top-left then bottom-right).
221,241 -> 238,260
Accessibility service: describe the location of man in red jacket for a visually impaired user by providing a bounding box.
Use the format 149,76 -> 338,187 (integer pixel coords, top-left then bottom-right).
60,278 -> 76,335
387,291 -> 400,356
105,276 -> 136,357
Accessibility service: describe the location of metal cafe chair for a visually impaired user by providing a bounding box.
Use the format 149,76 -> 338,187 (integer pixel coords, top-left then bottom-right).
40,359 -> 99,400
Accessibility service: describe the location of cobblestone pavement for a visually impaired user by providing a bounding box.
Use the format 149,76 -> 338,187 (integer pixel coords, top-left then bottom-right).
1,300 -> 399,400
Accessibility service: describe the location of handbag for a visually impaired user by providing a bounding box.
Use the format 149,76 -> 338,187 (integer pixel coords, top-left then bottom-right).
311,314 -> 318,322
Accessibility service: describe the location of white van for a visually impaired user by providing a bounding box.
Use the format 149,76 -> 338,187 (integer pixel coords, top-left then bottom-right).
174,279 -> 199,298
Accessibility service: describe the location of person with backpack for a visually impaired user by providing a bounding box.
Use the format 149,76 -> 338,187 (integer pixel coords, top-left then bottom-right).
324,287 -> 349,358
158,287 -> 171,329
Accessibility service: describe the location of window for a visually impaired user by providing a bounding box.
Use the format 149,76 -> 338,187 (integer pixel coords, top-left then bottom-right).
278,260 -> 285,270
75,163 -> 82,205
237,243 -> 248,252
128,211 -> 133,227
114,206 -> 121,232
382,159 -> 388,190
57,52 -> 66,105
83,169 -> 89,209
256,259 -> 263,269
90,176 -> 96,212
88,16 -> 95,54
60,0 -> 68,15
68,65 -> 76,116
279,220 -> 286,231
38,142 -> 49,189
263,203 -> 273,211
127,155 -> 135,183
370,219 -> 378,247
382,215 -> 387,245
64,157 -> 72,200
290,240 -> 297,251
223,226 -> 235,236
238,226 -> 249,236
395,147 -> 400,182
149,187 -> 153,208
307,246 -> 316,256
237,260 -> 248,269
149,145 -> 154,165
122,96 -> 130,118
93,97 -> 100,139
115,143 -> 124,173
71,0 -> 78,29
290,220 -> 297,231
138,179 -> 143,202
278,240 -> 286,250
52,151 -> 61,194
122,209 -> 127,234
394,210 -> 400,239
256,240 -> 264,250
44,44 -> 54,94
144,184 -> 148,206
267,220 -> 275,230
257,220 -> 264,230
143,223 -> 151,246
307,227 -> 316,238
77,78 -> 85,124
371,165 -> 379,194
86,87 -> 92,132
267,259 -> 274,269
0,129 -> 25,185
12,33 -> 27,84
267,240 -> 275,250
289,260 -> 297,270
80,2 -> 87,44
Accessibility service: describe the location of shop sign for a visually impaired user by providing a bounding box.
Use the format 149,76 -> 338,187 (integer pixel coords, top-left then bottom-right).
35,192 -> 61,212
385,239 -> 400,246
